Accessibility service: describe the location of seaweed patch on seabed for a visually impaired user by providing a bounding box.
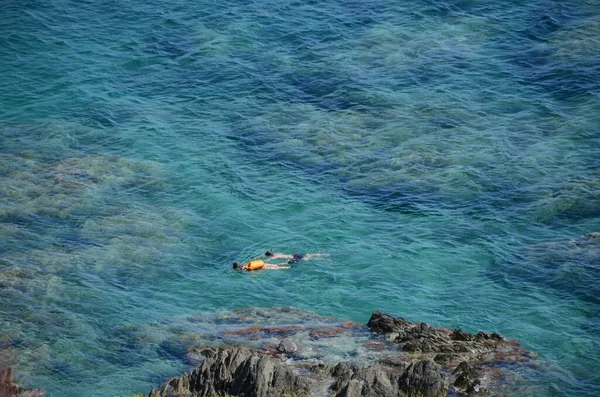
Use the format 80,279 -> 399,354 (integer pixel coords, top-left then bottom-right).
0,152 -> 194,375
0,153 -> 165,224
0,286 -> 57,381
523,14 -> 600,101
1,207 -> 192,287
232,95 -> 540,216
0,152 -> 182,249
528,176 -> 600,223
231,104 -> 455,210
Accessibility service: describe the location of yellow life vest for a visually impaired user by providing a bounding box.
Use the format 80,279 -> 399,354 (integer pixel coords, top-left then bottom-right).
245,260 -> 265,270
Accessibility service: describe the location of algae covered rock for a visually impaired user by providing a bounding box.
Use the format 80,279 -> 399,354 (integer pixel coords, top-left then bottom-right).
514,232 -> 600,304
120,309 -> 536,397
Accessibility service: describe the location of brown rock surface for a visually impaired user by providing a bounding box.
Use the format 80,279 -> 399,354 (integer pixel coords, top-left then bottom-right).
0,368 -> 45,397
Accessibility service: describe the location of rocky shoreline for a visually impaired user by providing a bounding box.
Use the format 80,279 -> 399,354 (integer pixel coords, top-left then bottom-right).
0,309 -> 537,396
145,310 -> 536,397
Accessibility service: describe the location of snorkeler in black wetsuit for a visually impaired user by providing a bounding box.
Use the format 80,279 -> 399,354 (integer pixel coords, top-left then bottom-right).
287,253 -> 305,264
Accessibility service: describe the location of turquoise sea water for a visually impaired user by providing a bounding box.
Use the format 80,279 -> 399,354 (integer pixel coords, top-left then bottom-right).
1,0 -> 599,395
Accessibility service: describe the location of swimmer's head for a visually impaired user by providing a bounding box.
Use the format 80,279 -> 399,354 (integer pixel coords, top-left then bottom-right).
265,248 -> 274,257
233,262 -> 243,270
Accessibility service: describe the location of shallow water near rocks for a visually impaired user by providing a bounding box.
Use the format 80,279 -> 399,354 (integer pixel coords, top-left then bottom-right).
1,0 -> 599,396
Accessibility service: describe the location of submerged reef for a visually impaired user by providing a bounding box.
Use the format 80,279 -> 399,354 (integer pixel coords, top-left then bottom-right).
530,177 -> 600,223
0,153 -> 163,224
491,232 -> 600,304
134,308 -> 536,397
0,151 -> 195,388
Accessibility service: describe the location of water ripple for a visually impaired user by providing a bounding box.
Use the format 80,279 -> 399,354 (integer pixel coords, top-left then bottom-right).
1,0 -> 599,396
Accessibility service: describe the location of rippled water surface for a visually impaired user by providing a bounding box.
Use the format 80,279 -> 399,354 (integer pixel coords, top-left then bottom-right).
1,0 -> 599,395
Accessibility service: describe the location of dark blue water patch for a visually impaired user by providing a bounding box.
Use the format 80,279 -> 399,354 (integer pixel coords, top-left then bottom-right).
403,0 -> 523,21
521,14 -> 563,42
66,101 -> 139,130
340,184 -> 432,215
98,347 -> 145,370
115,1 -> 390,111
0,337 -> 27,350
580,317 -> 600,333
156,339 -> 189,361
144,35 -> 193,61
336,0 -> 381,28
242,53 -> 382,112
99,326 -> 149,368
286,71 -> 368,112
496,3 -> 600,102
38,354 -> 107,388
0,214 -> 76,247
252,0 -> 381,45
228,125 -> 473,217
231,113 -> 556,216
57,232 -> 104,252
0,213 -> 38,228
487,235 -> 600,305
43,359 -> 74,377
534,65 -> 600,103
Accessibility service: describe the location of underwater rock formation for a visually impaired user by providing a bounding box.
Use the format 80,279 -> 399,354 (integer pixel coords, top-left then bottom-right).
495,232 -> 600,304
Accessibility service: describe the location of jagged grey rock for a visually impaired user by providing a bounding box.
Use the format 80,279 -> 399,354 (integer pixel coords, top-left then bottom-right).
368,312 -> 509,363
334,379 -> 362,397
277,338 -> 300,355
148,346 -> 310,397
398,360 -> 447,397
328,360 -> 447,397
367,311 -> 411,333
453,361 -> 483,395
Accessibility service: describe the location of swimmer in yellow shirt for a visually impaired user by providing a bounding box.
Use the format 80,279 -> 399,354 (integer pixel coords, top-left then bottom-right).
232,260 -> 290,271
